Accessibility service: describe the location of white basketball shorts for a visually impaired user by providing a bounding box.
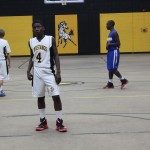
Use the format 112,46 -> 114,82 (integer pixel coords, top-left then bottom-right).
0,60 -> 9,80
32,67 -> 60,97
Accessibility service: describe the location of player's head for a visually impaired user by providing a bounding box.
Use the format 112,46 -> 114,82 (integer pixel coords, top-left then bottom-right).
32,20 -> 45,37
106,20 -> 115,30
0,28 -> 5,38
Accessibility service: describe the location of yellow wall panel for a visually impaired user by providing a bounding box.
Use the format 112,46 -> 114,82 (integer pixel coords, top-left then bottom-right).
100,12 -> 150,53
55,15 -> 78,54
0,16 -> 32,56
133,12 -> 150,52
100,13 -> 133,53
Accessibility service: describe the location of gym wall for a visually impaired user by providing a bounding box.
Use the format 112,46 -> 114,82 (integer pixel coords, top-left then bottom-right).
0,16 -> 32,56
0,0 -> 149,56
100,12 -> 150,53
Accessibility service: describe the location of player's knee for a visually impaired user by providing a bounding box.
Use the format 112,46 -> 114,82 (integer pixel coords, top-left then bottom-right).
38,96 -> 45,106
38,96 -> 45,101
38,96 -> 45,109
52,95 -> 60,101
112,69 -> 118,74
109,69 -> 117,72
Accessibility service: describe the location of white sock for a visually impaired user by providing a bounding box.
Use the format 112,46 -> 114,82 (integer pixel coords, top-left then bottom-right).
120,77 -> 125,80
56,111 -> 62,119
108,79 -> 113,83
39,109 -> 46,119
0,86 -> 3,91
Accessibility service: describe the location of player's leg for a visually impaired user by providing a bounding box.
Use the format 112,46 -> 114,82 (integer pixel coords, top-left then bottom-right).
103,51 -> 114,88
112,51 -> 128,89
113,50 -> 122,79
52,95 -> 67,132
35,96 -> 48,131
36,96 -> 48,131
0,80 -> 5,97
33,67 -> 48,131
113,70 -> 122,78
0,61 -> 8,96
120,77 -> 129,89
103,71 -> 114,88
44,71 -> 67,132
52,95 -> 62,111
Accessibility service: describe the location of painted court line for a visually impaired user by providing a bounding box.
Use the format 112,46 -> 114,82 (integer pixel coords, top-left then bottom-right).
72,94 -> 150,99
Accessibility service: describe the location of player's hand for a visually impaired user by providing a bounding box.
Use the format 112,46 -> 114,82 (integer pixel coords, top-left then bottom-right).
55,73 -> 61,84
8,64 -> 11,68
7,62 -> 11,68
27,72 -> 33,80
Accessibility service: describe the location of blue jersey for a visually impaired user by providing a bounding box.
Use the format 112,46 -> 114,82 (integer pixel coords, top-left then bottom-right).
107,29 -> 119,51
107,29 -> 120,71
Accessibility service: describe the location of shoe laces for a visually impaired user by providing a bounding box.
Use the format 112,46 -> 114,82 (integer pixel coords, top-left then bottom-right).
57,119 -> 65,128
38,122 -> 45,128
38,118 -> 47,127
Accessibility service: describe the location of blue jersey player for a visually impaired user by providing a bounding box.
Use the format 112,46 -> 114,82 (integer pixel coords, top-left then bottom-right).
103,20 -> 128,89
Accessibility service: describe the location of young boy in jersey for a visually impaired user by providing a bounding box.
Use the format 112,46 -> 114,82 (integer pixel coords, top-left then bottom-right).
27,20 -> 67,132
103,20 -> 128,89
0,28 -> 11,97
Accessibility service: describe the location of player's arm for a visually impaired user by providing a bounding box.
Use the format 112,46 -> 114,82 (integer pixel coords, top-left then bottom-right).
7,53 -> 11,68
27,41 -> 33,80
52,37 -> 61,84
4,42 -> 11,68
113,32 -> 120,47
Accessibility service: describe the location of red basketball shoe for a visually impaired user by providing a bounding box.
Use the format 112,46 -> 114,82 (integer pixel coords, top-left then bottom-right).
36,118 -> 48,131
121,79 -> 128,89
103,82 -> 114,89
56,118 -> 67,132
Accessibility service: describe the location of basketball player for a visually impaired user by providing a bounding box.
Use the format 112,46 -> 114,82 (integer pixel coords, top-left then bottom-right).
103,20 -> 128,89
0,28 -> 11,97
27,20 -> 67,132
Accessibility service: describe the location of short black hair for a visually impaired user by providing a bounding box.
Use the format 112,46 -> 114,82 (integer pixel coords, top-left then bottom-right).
32,20 -> 44,27
108,20 -> 115,27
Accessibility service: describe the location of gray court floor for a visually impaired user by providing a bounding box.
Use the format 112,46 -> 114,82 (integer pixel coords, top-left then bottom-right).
0,54 -> 150,150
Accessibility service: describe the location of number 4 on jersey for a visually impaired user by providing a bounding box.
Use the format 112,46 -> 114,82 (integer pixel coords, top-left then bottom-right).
36,52 -> 42,63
